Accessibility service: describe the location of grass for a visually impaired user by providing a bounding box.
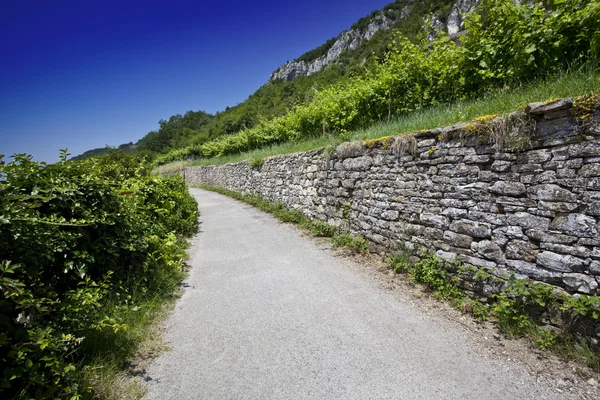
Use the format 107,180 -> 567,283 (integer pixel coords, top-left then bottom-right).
180,65 -> 599,168
79,279 -> 185,398
153,161 -> 185,176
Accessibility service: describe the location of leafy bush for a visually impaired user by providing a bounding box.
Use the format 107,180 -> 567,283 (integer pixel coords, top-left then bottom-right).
0,152 -> 198,399
332,233 -> 369,255
409,254 -> 466,301
307,221 -> 337,237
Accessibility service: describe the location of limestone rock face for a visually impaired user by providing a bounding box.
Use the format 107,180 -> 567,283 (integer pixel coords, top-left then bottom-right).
269,0 -> 479,83
269,12 -> 392,82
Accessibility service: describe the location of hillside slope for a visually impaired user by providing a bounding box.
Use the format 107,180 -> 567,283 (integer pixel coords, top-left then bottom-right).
74,0 -> 475,159
151,0 -> 599,166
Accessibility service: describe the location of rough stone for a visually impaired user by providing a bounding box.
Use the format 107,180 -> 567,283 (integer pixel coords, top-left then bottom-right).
527,184 -> 577,202
550,213 -> 598,238
526,98 -> 573,115
525,230 -> 577,244
505,240 -> 538,263
457,255 -> 497,270
491,160 -> 512,172
539,242 -> 590,259
505,260 -> 563,283
443,231 -> 473,248
489,181 -> 526,196
435,250 -> 458,262
506,212 -> 550,231
537,251 -> 586,273
449,219 -> 492,239
581,163 -> 600,177
562,273 -> 598,294
538,201 -> 579,213
535,117 -> 577,140
517,149 -> 553,164
380,210 -> 399,221
441,207 -> 468,219
472,240 -> 504,262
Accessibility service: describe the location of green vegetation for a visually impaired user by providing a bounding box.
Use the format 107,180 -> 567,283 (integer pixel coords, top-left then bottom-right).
185,66 -> 599,167
72,143 -> 139,161
0,151 -> 198,399
331,233 -> 369,255
389,250 -> 600,370
155,0 -> 600,166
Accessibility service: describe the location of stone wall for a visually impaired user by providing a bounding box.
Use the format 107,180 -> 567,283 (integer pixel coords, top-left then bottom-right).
185,96 -> 600,296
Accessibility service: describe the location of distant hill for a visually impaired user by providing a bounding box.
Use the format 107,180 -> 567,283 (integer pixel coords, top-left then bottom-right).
74,0 -> 478,160
71,142 -> 137,161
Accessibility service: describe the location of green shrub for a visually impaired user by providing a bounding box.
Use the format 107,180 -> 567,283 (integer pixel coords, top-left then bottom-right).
0,152 -> 198,399
332,233 -> 369,255
308,221 -> 337,237
250,157 -> 264,168
391,251 -> 600,368
388,244 -> 412,273
409,254 -> 466,301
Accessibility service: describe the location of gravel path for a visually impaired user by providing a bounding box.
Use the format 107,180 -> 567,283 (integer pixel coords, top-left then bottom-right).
144,188 -> 570,399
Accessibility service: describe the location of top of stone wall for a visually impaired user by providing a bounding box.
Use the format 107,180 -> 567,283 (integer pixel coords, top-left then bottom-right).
333,94 -> 600,159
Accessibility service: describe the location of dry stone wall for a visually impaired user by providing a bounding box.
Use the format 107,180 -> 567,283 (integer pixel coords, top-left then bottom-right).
185,96 -> 600,296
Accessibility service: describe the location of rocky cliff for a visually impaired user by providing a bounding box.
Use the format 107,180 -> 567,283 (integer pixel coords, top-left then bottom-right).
269,0 -> 479,83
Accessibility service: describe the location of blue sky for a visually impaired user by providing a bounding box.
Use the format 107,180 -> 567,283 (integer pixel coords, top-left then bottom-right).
0,0 -> 392,163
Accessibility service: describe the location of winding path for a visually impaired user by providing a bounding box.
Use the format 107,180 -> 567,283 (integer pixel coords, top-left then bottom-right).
145,188 -> 566,399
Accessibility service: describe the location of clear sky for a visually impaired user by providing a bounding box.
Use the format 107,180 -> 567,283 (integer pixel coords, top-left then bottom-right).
0,0 -> 392,163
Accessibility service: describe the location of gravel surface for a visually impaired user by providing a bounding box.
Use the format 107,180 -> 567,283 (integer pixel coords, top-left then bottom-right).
144,188 -> 598,399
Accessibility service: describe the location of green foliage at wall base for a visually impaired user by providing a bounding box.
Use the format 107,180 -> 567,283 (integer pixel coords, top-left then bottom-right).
392,250 -> 600,370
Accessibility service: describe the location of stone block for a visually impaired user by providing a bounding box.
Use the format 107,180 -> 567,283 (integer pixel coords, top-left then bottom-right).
506,260 -> 563,283
380,210 -> 399,221
443,230 -> 473,248
463,154 -> 492,164
525,229 -> 577,244
420,213 -> 449,229
490,181 -> 526,196
537,251 -> 586,273
457,255 -> 497,270
449,219 -> 492,238
441,207 -> 468,219
580,163 -> 600,177
506,212 -> 550,231
491,160 -> 512,172
517,149 -> 553,164
538,201 -> 579,213
506,240 -> 539,263
563,273 -> 598,294
550,213 -> 598,238
472,240 -> 504,262
534,117 -> 577,140
527,184 -> 577,202
540,244 -> 590,262
526,98 -> 573,115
